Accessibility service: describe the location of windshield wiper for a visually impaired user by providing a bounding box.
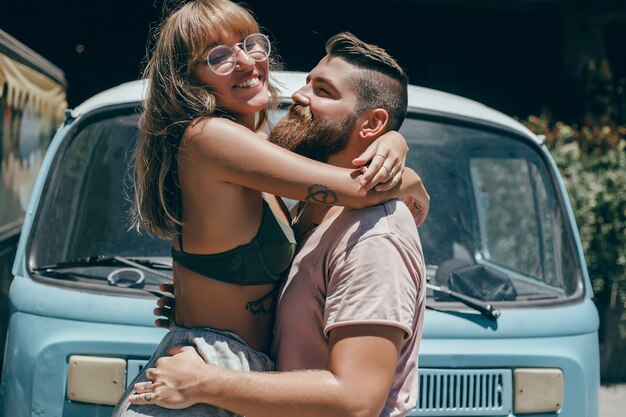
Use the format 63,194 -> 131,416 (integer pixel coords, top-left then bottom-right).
35,255 -> 172,282
426,282 -> 501,320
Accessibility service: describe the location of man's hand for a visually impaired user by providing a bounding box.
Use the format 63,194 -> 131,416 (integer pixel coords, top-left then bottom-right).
128,346 -> 211,409
153,283 -> 175,329
127,325 -> 406,417
353,131 -> 408,192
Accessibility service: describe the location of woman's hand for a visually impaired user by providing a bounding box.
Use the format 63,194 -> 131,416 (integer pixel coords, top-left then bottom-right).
352,131 -> 409,192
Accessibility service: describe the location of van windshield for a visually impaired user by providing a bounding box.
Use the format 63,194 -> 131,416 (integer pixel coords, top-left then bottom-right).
30,112 -> 172,288
400,117 -> 583,304
30,109 -> 584,304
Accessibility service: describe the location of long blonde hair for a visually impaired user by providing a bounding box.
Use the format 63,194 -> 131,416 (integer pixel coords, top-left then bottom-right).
130,0 -> 280,239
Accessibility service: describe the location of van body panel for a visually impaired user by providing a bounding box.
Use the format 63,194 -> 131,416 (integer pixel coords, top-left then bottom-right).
417,331 -> 599,416
1,311 -> 165,417
423,297 -> 599,338
0,73 -> 600,417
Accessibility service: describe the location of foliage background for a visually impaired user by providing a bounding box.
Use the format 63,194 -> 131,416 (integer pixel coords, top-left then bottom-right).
524,115 -> 626,382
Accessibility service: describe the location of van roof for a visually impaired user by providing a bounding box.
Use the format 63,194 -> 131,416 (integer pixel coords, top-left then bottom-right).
73,72 -> 538,142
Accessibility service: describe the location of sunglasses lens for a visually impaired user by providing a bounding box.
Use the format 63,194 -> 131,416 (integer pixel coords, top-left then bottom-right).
243,34 -> 271,62
208,46 -> 237,74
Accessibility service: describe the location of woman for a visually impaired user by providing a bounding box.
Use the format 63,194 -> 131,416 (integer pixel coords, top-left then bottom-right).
114,1 -> 428,416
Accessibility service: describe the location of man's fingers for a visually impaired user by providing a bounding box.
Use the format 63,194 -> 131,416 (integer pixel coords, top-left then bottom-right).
153,306 -> 171,317
159,283 -> 175,294
144,367 -> 157,381
156,296 -> 175,308
134,381 -> 156,393
153,294 -> 173,328
167,345 -> 188,356
128,392 -> 156,404
154,318 -> 170,328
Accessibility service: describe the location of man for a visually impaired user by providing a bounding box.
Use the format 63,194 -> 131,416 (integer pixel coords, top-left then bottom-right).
130,32 -> 427,417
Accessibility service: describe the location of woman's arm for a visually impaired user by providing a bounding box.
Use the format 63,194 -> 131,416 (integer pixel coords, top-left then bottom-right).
184,118 -> 423,210
353,130 -> 408,192
256,127 -> 409,192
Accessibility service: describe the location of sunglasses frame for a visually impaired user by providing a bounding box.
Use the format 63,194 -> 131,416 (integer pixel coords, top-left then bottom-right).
205,33 -> 271,76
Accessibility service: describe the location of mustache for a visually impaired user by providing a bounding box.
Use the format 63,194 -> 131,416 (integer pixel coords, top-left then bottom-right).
286,103 -> 312,122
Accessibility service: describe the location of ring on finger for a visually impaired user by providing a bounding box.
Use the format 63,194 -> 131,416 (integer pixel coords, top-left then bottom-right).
374,153 -> 387,161
381,165 -> 392,176
138,381 -> 153,390
134,393 -> 153,402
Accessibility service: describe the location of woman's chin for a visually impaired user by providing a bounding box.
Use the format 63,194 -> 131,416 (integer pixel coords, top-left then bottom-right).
244,96 -> 270,114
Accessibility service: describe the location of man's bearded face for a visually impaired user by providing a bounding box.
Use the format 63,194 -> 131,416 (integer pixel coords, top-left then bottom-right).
268,104 -> 358,163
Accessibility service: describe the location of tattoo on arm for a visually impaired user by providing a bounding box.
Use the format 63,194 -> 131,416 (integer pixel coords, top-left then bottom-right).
306,184 -> 338,205
246,287 -> 278,316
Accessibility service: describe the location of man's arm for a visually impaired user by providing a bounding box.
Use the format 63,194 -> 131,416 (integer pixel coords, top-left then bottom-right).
130,324 -> 404,417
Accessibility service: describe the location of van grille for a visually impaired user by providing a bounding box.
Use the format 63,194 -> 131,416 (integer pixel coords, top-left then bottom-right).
410,369 -> 512,416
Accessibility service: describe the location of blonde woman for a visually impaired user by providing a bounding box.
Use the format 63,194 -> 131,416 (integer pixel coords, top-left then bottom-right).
114,1 -> 428,416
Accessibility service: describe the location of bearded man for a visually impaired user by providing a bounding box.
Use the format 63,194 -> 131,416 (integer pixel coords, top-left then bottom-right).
131,32 -> 427,417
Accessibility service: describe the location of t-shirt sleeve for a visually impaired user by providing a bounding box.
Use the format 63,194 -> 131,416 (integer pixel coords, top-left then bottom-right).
323,233 -> 420,339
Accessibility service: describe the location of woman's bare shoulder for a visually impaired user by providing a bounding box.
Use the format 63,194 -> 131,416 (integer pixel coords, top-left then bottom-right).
184,117 -> 244,141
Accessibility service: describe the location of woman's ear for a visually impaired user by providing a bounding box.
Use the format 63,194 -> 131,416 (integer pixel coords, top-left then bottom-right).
357,108 -> 389,140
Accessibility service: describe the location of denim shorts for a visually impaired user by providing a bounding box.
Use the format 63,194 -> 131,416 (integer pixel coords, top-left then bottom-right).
112,324 -> 274,417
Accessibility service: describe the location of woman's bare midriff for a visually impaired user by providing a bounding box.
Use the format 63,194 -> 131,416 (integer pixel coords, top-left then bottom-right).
173,262 -> 276,353
171,178 -> 291,354
173,133 -> 294,353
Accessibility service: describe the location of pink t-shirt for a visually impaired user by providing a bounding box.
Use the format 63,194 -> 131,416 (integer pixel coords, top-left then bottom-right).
272,199 -> 426,417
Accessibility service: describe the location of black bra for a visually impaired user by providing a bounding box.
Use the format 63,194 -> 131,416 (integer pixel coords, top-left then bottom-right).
171,197 -> 296,286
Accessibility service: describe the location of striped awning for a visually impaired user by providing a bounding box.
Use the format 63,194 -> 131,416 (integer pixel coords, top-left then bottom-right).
0,53 -> 67,121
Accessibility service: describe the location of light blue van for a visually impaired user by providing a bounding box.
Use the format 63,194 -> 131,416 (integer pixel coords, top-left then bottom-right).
0,72 -> 599,416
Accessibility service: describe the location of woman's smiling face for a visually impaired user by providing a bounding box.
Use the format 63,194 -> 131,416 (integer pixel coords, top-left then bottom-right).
193,32 -> 270,123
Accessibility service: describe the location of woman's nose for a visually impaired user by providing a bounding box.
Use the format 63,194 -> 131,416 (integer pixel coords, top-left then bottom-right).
234,46 -> 255,70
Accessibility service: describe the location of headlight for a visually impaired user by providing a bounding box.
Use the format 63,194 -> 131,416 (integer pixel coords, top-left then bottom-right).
513,368 -> 563,413
67,355 -> 126,405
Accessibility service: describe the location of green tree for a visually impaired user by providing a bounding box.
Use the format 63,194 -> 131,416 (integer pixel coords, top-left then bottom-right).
525,115 -> 626,381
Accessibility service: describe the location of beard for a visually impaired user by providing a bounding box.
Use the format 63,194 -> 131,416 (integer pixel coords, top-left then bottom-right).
268,104 -> 357,163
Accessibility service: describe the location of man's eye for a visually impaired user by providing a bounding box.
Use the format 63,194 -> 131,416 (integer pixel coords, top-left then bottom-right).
315,87 -> 332,97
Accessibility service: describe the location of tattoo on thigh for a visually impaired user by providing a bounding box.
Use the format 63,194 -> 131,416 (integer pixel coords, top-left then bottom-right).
306,184 -> 338,205
245,287 -> 278,316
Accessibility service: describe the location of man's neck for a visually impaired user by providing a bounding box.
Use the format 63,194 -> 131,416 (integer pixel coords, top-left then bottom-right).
327,135 -> 373,169
294,139 -> 373,237
327,146 -> 362,169
293,203 -> 339,240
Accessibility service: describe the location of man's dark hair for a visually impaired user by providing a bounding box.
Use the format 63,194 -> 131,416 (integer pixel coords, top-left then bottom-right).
325,32 -> 409,131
